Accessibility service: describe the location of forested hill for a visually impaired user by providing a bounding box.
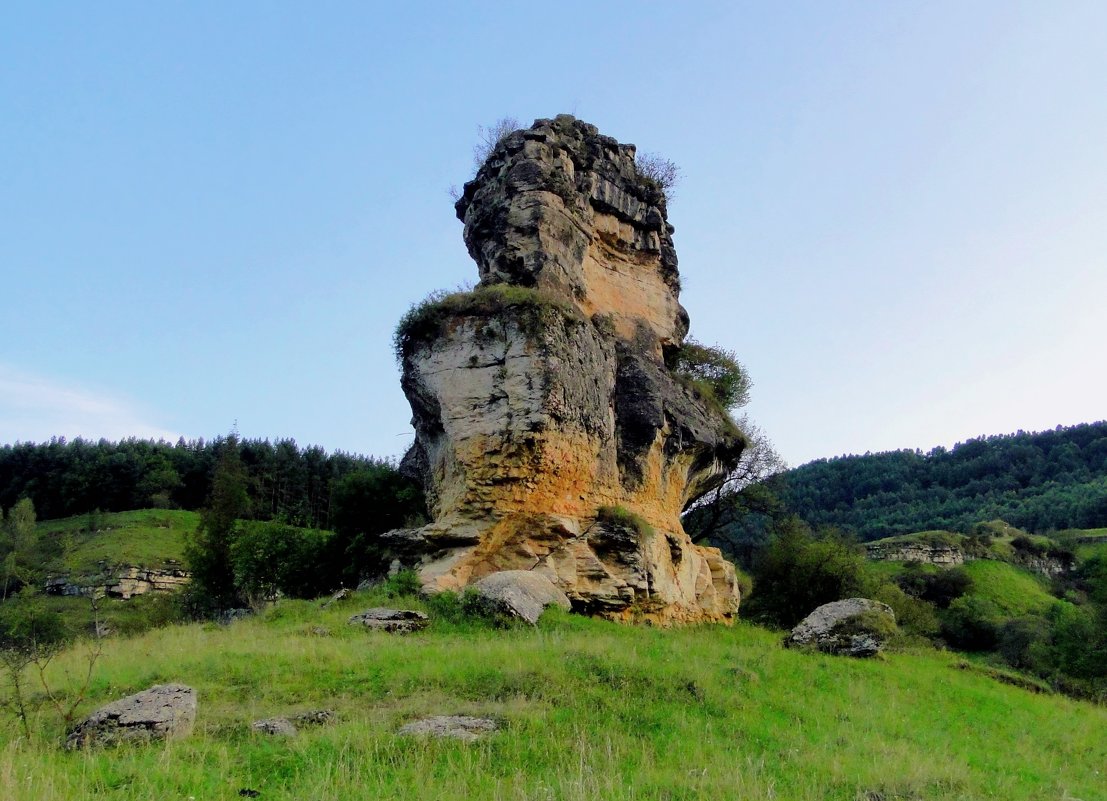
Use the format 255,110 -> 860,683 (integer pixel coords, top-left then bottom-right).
778,421 -> 1107,540
0,436 -> 406,529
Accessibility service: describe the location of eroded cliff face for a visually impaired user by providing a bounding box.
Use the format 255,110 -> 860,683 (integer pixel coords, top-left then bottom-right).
390,115 -> 745,623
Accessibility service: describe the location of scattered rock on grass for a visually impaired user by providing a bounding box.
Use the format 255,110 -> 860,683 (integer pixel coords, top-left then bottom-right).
348,608 -> 429,633
252,709 -> 335,737
398,715 -> 498,742
218,608 -> 252,625
471,570 -> 571,625
321,588 -> 351,608
252,717 -> 297,736
787,598 -> 896,658
66,683 -> 197,749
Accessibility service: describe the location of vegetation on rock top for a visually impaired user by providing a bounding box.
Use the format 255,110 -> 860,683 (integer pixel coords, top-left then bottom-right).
392,284 -> 580,361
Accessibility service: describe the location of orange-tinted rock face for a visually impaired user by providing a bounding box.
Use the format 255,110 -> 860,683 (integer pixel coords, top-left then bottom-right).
391,116 -> 745,624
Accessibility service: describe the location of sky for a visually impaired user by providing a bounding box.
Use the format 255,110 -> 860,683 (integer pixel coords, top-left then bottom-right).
2,1 -> 1105,468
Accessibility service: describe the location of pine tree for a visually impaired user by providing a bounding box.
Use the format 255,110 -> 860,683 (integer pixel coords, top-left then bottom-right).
184,435 -> 250,614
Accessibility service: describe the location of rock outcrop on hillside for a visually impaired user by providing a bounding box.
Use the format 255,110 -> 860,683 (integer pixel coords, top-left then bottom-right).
865,542 -> 966,566
45,563 -> 190,600
388,115 -> 746,624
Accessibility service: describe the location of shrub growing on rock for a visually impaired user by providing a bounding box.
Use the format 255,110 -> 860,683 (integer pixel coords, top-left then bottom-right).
596,505 -> 652,536
668,339 -> 751,413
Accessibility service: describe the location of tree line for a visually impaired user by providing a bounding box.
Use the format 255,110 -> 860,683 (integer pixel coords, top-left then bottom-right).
0,436 -> 406,530
773,422 -> 1107,539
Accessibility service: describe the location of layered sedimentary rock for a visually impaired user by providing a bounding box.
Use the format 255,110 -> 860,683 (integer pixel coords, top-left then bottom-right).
45,563 -> 190,600
865,542 -> 966,566
389,115 -> 746,623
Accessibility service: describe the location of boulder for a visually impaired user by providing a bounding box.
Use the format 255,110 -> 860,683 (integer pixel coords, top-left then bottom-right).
348,608 -> 429,634
787,598 -> 897,658
398,715 -> 498,742
66,683 -> 197,749
471,570 -> 571,625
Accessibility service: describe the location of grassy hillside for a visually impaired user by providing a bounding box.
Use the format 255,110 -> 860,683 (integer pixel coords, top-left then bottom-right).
3,588 -> 1105,800
37,509 -> 197,573
957,560 -> 1057,616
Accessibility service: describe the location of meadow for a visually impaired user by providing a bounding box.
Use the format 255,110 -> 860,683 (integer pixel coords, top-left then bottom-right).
3,585 -> 1105,801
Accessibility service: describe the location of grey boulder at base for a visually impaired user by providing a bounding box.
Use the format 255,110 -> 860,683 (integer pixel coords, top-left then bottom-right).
787,598 -> 897,658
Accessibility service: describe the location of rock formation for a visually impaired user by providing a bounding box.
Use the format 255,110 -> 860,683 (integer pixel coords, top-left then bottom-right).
46,564 -> 190,600
865,541 -> 966,566
388,115 -> 746,624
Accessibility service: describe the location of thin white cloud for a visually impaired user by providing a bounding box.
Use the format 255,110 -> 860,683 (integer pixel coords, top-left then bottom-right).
0,364 -> 183,444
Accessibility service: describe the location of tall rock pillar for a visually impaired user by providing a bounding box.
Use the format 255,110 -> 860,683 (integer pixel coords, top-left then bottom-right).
389,115 -> 746,623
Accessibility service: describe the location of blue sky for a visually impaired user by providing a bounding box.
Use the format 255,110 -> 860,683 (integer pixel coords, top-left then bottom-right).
2,2 -> 1105,467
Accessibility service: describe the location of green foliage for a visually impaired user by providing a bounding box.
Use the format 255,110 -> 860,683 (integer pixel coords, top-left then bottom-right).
392,284 -> 578,361
382,569 -> 423,599
230,521 -> 334,601
996,616 -> 1052,672
744,516 -> 871,628
422,587 -> 500,628
668,338 -> 751,412
330,465 -> 426,583
596,505 -> 652,536
777,422 -> 1107,539
895,563 -> 973,609
1,499 -> 39,600
184,436 -> 250,615
870,583 -> 940,638
0,588 -> 68,652
941,596 -> 1003,650
0,435 -> 392,530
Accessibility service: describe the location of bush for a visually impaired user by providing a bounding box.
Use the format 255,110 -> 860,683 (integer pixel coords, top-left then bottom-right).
871,583 -> 940,638
0,588 -> 68,651
997,615 -> 1051,672
669,339 -> 751,412
473,117 -> 520,169
230,521 -> 334,601
330,464 -> 427,584
744,517 -> 870,628
382,569 -> 423,599
634,152 -> 680,202
895,563 -> 973,609
941,596 -> 1002,650
423,587 -> 500,627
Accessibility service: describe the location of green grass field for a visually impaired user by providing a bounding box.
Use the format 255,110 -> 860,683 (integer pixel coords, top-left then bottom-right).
3,586 -> 1105,801
37,509 -> 197,573
957,560 -> 1058,617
